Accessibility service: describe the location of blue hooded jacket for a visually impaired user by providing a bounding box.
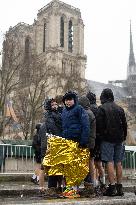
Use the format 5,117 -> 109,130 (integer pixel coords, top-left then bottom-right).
62,91 -> 90,146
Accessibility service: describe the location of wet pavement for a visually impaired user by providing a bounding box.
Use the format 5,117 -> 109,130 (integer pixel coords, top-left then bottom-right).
0,181 -> 42,190
0,193 -> 136,205
0,177 -> 136,204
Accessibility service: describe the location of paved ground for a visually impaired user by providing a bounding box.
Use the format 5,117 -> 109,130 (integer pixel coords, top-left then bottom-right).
0,193 -> 136,205
0,176 -> 136,204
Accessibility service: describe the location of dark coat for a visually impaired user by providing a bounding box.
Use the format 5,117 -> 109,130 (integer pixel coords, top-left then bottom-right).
32,133 -> 41,163
39,123 -> 47,159
62,92 -> 90,146
40,100 -> 62,158
90,104 -> 98,117
96,89 -> 127,143
45,111 -> 62,136
78,96 -> 96,149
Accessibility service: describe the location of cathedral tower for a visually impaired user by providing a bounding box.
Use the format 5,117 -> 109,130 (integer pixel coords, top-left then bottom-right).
3,0 -> 87,96
127,21 -> 136,96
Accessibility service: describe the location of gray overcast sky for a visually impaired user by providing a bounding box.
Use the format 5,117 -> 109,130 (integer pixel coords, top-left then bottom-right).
0,0 -> 136,83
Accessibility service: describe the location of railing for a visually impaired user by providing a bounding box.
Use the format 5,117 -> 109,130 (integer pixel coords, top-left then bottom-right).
0,144 -> 136,178
123,146 -> 136,178
0,144 -> 35,174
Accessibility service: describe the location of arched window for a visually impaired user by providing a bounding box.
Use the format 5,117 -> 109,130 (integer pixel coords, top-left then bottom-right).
60,17 -> 64,47
43,22 -> 47,52
71,62 -> 73,74
68,20 -> 73,52
24,37 -> 31,62
25,38 -> 30,53
23,37 -> 32,86
62,60 -> 66,73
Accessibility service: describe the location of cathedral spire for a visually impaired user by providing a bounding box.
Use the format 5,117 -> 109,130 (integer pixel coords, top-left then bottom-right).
128,20 -> 136,67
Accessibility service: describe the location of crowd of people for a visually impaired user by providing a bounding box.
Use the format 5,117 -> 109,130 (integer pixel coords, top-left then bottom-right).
31,88 -> 127,198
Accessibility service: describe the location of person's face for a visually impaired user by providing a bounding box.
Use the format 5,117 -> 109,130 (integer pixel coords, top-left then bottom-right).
65,98 -> 74,107
51,101 -> 58,110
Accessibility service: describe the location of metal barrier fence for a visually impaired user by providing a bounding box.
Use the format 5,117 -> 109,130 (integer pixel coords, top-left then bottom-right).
123,146 -> 136,178
0,144 -> 35,173
0,144 -> 136,178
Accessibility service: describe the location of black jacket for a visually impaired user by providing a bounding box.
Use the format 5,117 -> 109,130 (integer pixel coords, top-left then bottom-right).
40,99 -> 62,158
32,133 -> 41,163
96,89 -> 127,143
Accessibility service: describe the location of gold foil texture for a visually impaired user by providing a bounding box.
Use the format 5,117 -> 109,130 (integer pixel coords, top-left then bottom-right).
42,136 -> 89,186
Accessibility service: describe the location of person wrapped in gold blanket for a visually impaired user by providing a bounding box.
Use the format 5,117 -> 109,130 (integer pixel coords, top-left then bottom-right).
42,91 -> 90,198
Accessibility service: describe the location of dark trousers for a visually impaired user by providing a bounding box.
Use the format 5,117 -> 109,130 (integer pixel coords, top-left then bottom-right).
84,173 -> 92,183
48,175 -> 63,188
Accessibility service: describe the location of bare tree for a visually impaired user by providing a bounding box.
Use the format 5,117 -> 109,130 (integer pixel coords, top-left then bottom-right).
0,33 -> 22,138
52,69 -> 88,96
0,31 -> 88,140
14,56 -> 55,139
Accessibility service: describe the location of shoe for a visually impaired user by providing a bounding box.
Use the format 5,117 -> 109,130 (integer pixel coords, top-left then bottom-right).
63,189 -> 80,199
95,186 -> 103,196
103,184 -> 117,196
62,187 -> 72,196
31,177 -> 39,185
100,183 -> 107,194
116,184 -> 124,196
62,187 -> 80,198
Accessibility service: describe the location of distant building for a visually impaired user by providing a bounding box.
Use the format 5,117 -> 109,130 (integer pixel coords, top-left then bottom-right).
108,21 -> 136,111
2,0 -> 87,97
127,22 -> 136,96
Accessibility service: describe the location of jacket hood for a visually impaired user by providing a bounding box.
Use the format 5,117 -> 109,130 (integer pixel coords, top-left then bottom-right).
78,96 -> 91,109
62,91 -> 78,104
35,123 -> 42,132
100,88 -> 114,104
86,91 -> 96,104
44,98 -> 54,111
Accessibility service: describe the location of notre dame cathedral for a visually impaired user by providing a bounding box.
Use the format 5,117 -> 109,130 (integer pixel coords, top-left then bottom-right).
3,0 -> 87,97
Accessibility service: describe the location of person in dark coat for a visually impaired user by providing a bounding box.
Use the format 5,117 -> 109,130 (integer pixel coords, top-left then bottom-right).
78,96 -> 96,187
62,91 -> 90,147
32,123 -> 42,163
97,88 -> 127,196
40,98 -> 62,160
86,91 -> 105,188
31,123 -> 42,184
39,98 -> 62,194
61,91 -> 90,196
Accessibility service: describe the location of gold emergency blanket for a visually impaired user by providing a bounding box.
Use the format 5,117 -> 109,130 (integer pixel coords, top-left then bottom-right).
42,136 -> 89,186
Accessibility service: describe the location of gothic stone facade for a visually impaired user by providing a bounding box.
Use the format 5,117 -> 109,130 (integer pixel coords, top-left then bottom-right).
4,0 -> 87,97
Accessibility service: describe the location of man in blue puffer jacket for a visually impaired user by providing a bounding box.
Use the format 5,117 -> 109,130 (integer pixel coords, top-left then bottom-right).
62,91 -> 90,148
